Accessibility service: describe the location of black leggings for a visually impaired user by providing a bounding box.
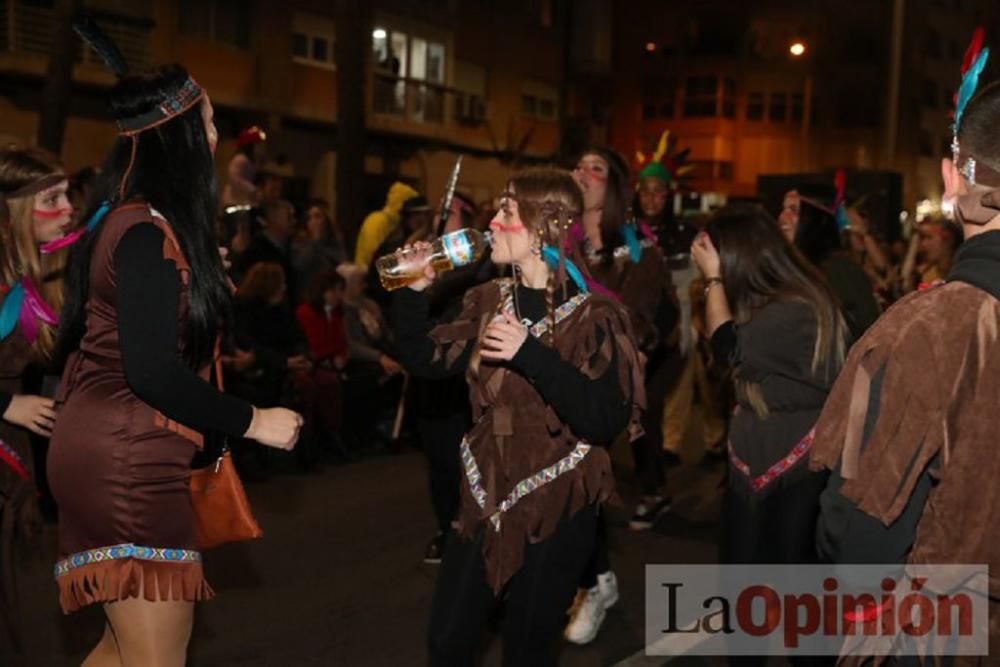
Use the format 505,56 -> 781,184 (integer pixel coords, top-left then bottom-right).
428,505 -> 597,667
632,350 -> 678,495
722,470 -> 833,667
417,411 -> 467,532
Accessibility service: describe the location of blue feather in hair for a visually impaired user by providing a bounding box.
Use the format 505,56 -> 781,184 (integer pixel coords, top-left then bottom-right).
956,47 -> 990,130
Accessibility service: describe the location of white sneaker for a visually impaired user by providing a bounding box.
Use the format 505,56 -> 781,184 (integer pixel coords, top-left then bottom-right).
564,586 -> 607,645
596,570 -> 619,609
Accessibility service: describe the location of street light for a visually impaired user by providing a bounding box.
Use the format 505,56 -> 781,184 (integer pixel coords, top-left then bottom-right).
373,28 -> 387,40
645,42 -> 657,53
789,42 -> 806,57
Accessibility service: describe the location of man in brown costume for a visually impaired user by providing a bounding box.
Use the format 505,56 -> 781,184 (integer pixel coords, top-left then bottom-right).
809,73 -> 1000,663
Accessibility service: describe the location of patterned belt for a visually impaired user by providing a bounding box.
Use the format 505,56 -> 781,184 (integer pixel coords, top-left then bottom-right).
460,438 -> 592,531
0,438 -> 29,480
54,542 -> 202,578
727,427 -> 815,494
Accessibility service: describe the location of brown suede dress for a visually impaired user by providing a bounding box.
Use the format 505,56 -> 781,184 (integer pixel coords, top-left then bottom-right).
47,204 -> 215,613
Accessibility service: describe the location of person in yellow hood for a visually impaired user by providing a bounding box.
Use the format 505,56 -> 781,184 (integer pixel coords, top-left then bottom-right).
354,181 -> 420,270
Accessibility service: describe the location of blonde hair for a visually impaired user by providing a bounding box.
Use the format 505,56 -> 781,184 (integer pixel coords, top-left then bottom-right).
0,146 -> 68,361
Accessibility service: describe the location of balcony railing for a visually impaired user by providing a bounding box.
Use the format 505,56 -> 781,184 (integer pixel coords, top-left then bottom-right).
0,1 -> 152,71
373,73 -> 487,127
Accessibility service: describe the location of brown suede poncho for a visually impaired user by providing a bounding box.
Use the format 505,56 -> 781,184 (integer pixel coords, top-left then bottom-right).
396,277 -> 644,591
810,230 -> 1000,663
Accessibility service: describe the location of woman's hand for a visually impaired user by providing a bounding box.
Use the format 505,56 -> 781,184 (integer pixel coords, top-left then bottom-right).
402,241 -> 437,292
691,232 -> 721,279
244,406 -> 302,450
481,311 -> 529,361
3,394 -> 56,437
379,354 -> 403,376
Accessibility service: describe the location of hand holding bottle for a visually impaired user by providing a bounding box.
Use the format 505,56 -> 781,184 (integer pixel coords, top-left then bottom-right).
398,241 -> 438,292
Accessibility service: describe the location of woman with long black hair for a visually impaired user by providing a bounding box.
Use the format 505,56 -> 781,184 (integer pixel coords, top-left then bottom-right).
47,50 -> 301,665
692,206 -> 845,667
565,147 -> 678,645
391,167 -> 643,666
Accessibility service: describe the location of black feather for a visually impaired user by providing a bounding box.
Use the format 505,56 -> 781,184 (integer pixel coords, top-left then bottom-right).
73,16 -> 129,77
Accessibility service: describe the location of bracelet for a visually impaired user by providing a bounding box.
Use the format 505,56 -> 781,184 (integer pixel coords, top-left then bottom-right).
703,277 -> 723,297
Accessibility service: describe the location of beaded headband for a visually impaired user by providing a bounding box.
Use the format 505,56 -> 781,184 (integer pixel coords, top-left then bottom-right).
116,76 -> 205,136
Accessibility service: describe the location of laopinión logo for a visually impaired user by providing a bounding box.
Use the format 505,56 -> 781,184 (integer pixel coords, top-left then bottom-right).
644,564 -> 989,658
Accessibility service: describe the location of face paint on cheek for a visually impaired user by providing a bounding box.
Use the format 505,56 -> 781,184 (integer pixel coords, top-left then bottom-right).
489,221 -> 525,233
33,207 -> 73,220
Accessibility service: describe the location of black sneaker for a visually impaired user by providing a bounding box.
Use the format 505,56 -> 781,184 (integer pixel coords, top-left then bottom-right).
628,496 -> 672,531
424,531 -> 447,564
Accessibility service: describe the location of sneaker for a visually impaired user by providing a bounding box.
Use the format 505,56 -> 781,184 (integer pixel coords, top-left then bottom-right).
423,531 -> 447,564
628,496 -> 672,531
564,586 -> 607,645
596,570 -> 619,609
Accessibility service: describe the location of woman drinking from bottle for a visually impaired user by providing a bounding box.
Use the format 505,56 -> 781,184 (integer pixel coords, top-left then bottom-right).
390,166 -> 643,666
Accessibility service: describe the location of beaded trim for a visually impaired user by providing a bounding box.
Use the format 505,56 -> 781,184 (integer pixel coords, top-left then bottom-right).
461,438 -> 592,531
497,279 -> 590,339
54,543 -> 202,579
586,239 -> 655,264
0,438 -> 29,480
117,76 -> 205,135
727,428 -> 815,494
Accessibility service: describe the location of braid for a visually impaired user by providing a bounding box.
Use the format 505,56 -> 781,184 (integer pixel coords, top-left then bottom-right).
545,268 -> 556,347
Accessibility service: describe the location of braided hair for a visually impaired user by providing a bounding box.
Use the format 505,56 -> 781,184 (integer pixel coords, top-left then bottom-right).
508,167 -> 591,347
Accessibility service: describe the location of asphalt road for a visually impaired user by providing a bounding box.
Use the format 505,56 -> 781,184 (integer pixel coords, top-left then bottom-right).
3,424 -> 730,667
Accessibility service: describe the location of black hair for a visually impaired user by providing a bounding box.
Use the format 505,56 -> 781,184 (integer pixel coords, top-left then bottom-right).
792,183 -> 842,265
960,79 -> 1000,171
59,64 -> 230,368
580,147 -> 631,263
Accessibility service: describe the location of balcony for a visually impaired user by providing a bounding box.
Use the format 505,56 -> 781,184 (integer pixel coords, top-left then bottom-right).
372,73 -> 490,127
0,1 -> 152,75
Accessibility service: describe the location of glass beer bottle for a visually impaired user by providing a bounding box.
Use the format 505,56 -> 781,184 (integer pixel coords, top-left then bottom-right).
376,228 -> 491,291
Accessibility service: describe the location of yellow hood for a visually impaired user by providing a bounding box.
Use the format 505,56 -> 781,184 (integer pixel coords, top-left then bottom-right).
384,181 -> 419,218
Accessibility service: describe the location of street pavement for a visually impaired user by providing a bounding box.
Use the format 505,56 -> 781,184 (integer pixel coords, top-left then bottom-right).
3,420 -> 731,666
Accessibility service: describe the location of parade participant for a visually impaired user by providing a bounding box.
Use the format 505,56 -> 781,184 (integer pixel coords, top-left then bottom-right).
390,167 -> 643,666
778,183 -> 881,338
222,125 -> 266,209
564,146 -> 678,644
691,205 -> 846,567
413,192 -> 494,564
353,181 -> 419,271
48,27 -> 301,665
810,32 -> 1000,662
0,146 -> 73,647
633,133 -> 719,465
634,130 -> 697,263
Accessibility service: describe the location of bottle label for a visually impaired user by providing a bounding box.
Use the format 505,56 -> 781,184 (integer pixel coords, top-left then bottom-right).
442,232 -> 474,267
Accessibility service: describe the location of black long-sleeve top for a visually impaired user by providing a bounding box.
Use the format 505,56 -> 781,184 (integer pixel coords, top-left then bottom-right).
115,225 -> 253,437
391,283 -> 630,444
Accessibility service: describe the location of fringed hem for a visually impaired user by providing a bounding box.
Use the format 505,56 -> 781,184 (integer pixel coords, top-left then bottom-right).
56,557 -> 214,613
463,449 -> 617,593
